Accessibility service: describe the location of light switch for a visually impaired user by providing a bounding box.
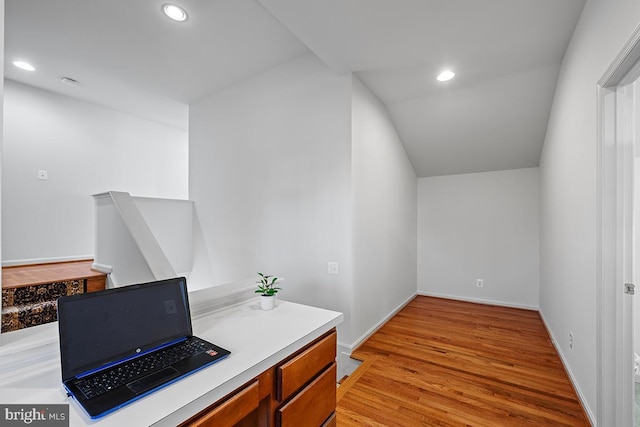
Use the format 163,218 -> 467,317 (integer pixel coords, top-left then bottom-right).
37,170 -> 48,180
328,262 -> 339,275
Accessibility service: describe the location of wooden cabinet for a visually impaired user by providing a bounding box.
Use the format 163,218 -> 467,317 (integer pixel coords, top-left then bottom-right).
276,331 -> 336,402
182,329 -> 337,427
276,363 -> 336,426
275,330 -> 337,427
321,413 -> 337,427
187,381 -> 259,427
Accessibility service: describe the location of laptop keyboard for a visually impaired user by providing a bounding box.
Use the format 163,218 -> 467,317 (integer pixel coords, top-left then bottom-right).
74,337 -> 213,399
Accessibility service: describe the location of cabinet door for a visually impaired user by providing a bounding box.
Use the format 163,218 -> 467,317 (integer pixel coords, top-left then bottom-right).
186,380 -> 259,427
276,363 -> 336,427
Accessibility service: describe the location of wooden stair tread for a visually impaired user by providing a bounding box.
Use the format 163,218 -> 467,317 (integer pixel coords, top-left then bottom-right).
2,260 -> 106,289
2,262 -> 104,333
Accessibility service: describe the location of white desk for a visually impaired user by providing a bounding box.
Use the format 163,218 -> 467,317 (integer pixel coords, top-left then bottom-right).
0,298 -> 343,426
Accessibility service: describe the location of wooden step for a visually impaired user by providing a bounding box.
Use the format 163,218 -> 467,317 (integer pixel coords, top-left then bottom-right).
3,260 -> 106,292
1,260 -> 107,333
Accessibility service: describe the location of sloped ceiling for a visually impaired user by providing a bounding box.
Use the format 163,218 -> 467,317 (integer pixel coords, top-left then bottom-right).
5,0 -> 586,177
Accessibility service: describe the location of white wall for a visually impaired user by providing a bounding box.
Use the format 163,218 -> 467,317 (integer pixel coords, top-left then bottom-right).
190,54 -> 419,351
350,76 -> 417,346
189,53 -> 355,339
1,0 -> 5,335
2,80 -> 188,264
539,0 -> 640,421
417,168 -> 540,309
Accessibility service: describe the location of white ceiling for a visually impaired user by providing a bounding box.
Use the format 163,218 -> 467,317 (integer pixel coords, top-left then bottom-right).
4,0 -> 586,177
4,0 -> 308,130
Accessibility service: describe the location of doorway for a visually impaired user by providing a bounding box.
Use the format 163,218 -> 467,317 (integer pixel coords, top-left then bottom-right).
597,26 -> 640,427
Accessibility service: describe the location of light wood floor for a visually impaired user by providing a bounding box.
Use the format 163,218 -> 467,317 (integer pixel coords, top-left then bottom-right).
336,296 -> 589,426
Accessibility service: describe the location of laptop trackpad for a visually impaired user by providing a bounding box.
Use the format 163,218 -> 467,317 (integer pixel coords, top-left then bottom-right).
127,367 -> 180,395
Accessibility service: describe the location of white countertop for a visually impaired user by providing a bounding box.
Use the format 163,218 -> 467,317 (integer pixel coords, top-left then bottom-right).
0,297 -> 343,426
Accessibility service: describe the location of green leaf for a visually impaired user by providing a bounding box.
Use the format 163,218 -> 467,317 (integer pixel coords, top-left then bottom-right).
256,272 -> 281,295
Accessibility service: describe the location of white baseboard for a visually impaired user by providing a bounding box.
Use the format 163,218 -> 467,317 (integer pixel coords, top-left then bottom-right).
2,255 -> 94,267
539,311 -> 596,426
416,290 -> 539,311
338,292 -> 417,354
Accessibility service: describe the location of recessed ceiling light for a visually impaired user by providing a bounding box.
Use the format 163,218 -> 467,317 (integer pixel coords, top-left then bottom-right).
13,61 -> 35,71
162,4 -> 188,22
437,70 -> 455,82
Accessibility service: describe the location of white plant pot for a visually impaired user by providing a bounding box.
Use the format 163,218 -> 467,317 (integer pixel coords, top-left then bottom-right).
260,295 -> 276,310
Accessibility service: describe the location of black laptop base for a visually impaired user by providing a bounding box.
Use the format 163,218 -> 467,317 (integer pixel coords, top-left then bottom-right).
64,338 -> 230,419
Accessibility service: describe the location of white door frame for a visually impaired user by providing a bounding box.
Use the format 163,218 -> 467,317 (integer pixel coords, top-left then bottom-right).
597,24 -> 640,427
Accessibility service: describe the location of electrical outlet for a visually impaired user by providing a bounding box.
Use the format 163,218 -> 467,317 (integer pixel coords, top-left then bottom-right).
476,279 -> 483,288
569,332 -> 574,349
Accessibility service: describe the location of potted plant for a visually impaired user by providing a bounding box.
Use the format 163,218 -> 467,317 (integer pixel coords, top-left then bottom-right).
255,272 -> 281,310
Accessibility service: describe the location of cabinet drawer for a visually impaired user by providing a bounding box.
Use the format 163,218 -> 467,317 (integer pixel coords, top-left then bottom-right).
322,413 -> 336,427
186,380 -> 259,427
277,331 -> 336,401
276,363 -> 336,427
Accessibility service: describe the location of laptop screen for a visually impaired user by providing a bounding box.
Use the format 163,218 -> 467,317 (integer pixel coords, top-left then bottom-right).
58,277 -> 192,381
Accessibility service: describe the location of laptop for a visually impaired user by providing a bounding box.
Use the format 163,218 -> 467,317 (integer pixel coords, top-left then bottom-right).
57,277 -> 230,419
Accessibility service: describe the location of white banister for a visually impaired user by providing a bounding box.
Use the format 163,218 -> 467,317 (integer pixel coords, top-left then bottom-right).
93,191 -> 193,287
